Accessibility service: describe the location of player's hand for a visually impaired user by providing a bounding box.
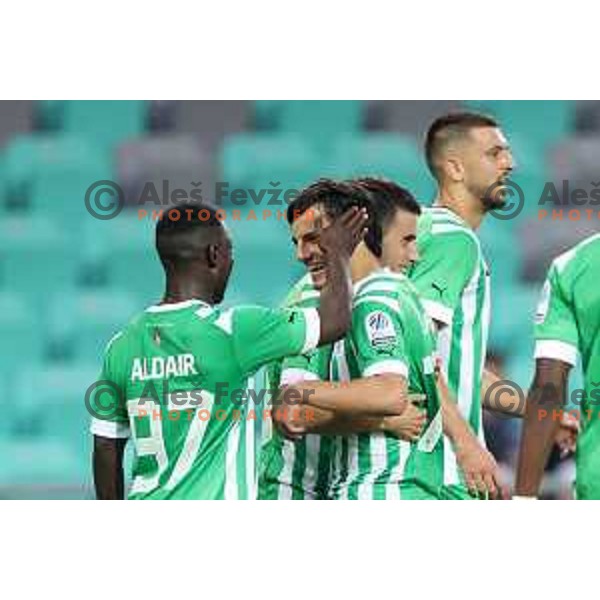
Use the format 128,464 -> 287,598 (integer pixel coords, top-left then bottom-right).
455,437 -> 508,500
555,411 -> 579,458
383,398 -> 427,442
318,206 -> 368,259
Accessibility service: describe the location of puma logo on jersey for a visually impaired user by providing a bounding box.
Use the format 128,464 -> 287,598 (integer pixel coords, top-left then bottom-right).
431,282 -> 446,297
131,353 -> 198,382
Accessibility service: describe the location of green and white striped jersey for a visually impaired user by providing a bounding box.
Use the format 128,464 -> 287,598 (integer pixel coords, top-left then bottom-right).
534,234 -> 600,499
89,298 -> 321,500
409,207 -> 490,488
329,269 -> 444,499
258,275 -> 336,500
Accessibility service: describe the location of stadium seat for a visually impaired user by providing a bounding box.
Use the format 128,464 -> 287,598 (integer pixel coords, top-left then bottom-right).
225,209 -> 302,306
172,101 -> 250,151
117,134 -> 215,206
253,101 -> 363,141
47,289 -> 138,363
33,101 -> 66,131
464,100 -> 574,153
364,100 -> 463,135
489,282 -> 539,355
0,292 -> 43,379
324,134 -> 436,203
1,134 -> 112,218
81,211 -> 163,304
0,215 -> 80,299
221,133 -> 322,194
62,100 -> 149,147
0,101 -> 33,147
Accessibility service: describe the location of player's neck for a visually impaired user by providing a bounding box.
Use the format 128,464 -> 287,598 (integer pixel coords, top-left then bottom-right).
350,244 -> 381,284
162,281 -> 215,306
435,187 -> 486,231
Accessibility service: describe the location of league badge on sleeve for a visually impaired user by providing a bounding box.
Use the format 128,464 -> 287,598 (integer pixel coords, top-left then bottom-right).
365,311 -> 397,350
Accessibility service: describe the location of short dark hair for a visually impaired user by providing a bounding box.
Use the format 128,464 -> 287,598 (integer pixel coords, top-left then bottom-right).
352,178 -> 420,258
425,112 -> 498,179
155,202 -> 225,270
286,177 -> 373,225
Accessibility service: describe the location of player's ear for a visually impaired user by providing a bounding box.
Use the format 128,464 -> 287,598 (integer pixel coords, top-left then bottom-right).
206,244 -> 219,268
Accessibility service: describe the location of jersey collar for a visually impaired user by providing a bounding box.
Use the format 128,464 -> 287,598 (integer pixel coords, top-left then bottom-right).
145,299 -> 211,313
353,268 -> 407,296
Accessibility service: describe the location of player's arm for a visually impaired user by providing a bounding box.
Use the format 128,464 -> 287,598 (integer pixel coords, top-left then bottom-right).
514,358 -> 571,498
314,206 -> 368,344
89,336 -> 131,500
277,401 -> 425,442
515,265 -> 578,498
274,377 -> 426,441
93,436 -> 127,500
437,362 -> 506,499
481,365 -> 579,455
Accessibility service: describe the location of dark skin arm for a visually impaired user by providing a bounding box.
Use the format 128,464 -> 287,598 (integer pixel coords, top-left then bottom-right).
314,207 -> 368,345
515,358 -> 571,497
93,436 -> 127,500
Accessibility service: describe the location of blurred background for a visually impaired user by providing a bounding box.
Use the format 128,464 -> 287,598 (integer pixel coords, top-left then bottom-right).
0,100 -> 595,499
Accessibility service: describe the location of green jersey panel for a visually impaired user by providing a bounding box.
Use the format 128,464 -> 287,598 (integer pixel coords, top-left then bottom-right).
89,299 -> 320,500
259,275 -> 335,500
534,234 -> 600,499
409,207 -> 490,489
329,270 -> 444,500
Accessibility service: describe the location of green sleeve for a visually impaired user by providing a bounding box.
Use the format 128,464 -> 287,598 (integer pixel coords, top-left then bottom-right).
232,305 -> 321,376
89,333 -> 130,439
350,296 -> 409,378
410,230 -> 479,326
279,345 -> 333,385
533,263 -> 579,366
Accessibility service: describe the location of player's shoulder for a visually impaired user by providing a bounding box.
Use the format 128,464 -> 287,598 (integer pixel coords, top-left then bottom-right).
551,233 -> 600,278
419,207 -> 480,252
284,274 -> 318,308
353,269 -> 407,313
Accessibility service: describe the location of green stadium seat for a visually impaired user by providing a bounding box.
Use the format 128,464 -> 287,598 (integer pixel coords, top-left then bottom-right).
253,101 -> 363,139
221,133 -> 322,194
324,134 -> 436,203
0,215 -> 80,299
225,209 -> 302,306
47,289 -> 138,363
253,100 -> 285,130
464,100 -> 574,153
488,282 -> 539,355
0,438 -> 87,490
278,101 -> 363,139
33,101 -> 67,131
0,292 -> 43,380
62,101 -> 148,147
2,134 -> 112,218
80,211 -> 163,304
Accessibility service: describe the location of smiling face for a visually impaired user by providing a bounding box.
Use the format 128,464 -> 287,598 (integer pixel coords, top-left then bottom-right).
290,204 -> 331,290
380,208 -> 419,273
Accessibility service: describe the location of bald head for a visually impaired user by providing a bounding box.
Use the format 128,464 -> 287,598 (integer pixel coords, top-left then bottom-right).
156,203 -> 233,304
